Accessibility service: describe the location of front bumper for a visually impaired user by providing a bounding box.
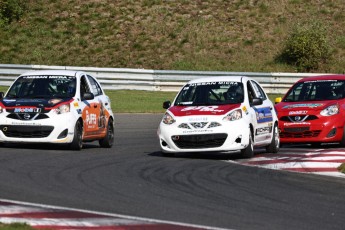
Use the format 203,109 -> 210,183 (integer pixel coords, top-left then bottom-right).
0,112 -> 77,144
158,119 -> 250,153
278,114 -> 345,143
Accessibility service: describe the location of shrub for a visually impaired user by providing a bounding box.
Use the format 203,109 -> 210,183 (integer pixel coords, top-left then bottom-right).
0,0 -> 26,27
278,21 -> 332,72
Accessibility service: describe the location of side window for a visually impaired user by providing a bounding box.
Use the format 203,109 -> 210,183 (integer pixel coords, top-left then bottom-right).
80,75 -> 91,98
247,81 -> 255,104
250,80 -> 267,100
87,75 -> 103,96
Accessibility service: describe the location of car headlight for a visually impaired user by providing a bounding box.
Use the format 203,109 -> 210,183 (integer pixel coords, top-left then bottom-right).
320,104 -> 339,116
162,112 -> 176,125
54,104 -> 70,114
223,109 -> 242,121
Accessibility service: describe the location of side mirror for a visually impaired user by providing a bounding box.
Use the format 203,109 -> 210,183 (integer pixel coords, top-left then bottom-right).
163,101 -> 171,109
251,98 -> 263,106
82,92 -> 94,100
0,92 -> 4,100
275,97 -> 282,104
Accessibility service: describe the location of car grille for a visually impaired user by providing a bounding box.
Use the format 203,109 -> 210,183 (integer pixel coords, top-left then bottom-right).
0,125 -> 54,138
279,115 -> 318,122
7,113 -> 49,120
280,128 -> 321,138
172,133 -> 227,149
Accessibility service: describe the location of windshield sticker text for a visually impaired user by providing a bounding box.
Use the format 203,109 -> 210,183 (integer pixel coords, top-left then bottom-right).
181,106 -> 224,112
283,103 -> 323,109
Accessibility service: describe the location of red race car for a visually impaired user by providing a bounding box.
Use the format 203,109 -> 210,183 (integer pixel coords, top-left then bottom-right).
275,74 -> 345,146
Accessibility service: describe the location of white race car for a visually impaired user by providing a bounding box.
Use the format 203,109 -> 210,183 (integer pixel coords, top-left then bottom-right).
0,70 -> 114,150
157,76 -> 279,158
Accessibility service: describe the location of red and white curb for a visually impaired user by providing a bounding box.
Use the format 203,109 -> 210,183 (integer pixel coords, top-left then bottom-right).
235,148 -> 345,178
0,199 -> 226,230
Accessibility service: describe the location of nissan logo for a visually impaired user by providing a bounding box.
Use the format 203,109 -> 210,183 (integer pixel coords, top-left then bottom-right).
23,113 -> 31,120
294,116 -> 301,121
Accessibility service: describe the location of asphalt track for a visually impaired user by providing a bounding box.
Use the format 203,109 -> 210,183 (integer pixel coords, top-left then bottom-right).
0,114 -> 345,230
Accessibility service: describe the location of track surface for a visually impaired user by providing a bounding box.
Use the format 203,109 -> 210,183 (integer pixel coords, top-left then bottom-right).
0,114 -> 345,230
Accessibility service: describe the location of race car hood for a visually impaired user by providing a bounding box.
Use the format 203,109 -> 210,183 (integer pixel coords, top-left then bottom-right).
168,104 -> 241,116
275,101 -> 336,112
0,97 -> 72,108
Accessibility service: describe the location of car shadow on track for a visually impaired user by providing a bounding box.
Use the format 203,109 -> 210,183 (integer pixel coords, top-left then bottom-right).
149,148 -> 268,161
0,142 -> 101,151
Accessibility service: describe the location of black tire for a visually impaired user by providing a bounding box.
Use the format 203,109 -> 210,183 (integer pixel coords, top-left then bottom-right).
99,118 -> 114,148
266,123 -> 280,153
70,120 -> 83,150
241,131 -> 254,158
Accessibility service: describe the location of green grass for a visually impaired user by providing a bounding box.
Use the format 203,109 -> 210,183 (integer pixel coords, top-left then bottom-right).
338,163 -> 345,174
0,1 -> 344,73
0,223 -> 34,230
107,90 -> 176,113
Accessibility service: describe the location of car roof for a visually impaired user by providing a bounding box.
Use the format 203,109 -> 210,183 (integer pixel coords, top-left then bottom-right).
298,74 -> 345,82
187,76 -> 249,84
20,70 -> 81,77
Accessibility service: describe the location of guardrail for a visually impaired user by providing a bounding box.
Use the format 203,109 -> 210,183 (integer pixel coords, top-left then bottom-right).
0,64 -> 329,94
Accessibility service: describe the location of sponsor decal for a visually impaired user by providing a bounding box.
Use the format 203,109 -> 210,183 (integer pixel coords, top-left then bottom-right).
289,110 -> 308,115
188,117 -> 208,122
3,99 -> 16,102
283,103 -> 323,109
85,110 -> 97,126
242,106 -> 248,115
181,106 -> 224,113
189,81 -> 239,87
11,122 -> 41,126
283,122 -> 311,126
256,126 -> 272,135
73,102 -> 79,108
254,107 -> 273,123
182,129 -> 213,134
23,75 -> 70,79
14,108 -> 41,113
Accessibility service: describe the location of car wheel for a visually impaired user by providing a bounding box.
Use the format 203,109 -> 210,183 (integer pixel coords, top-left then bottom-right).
70,120 -> 83,150
241,131 -> 254,158
265,123 -> 279,153
99,118 -> 114,148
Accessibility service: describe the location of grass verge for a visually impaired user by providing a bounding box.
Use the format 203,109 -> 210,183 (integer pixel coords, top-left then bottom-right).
0,223 -> 34,230
338,163 -> 345,174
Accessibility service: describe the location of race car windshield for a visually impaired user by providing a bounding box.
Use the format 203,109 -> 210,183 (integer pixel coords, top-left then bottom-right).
6,75 -> 76,99
283,80 -> 345,102
174,81 -> 244,106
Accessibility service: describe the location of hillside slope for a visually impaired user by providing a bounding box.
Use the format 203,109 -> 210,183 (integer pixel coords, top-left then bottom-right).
0,0 -> 344,73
